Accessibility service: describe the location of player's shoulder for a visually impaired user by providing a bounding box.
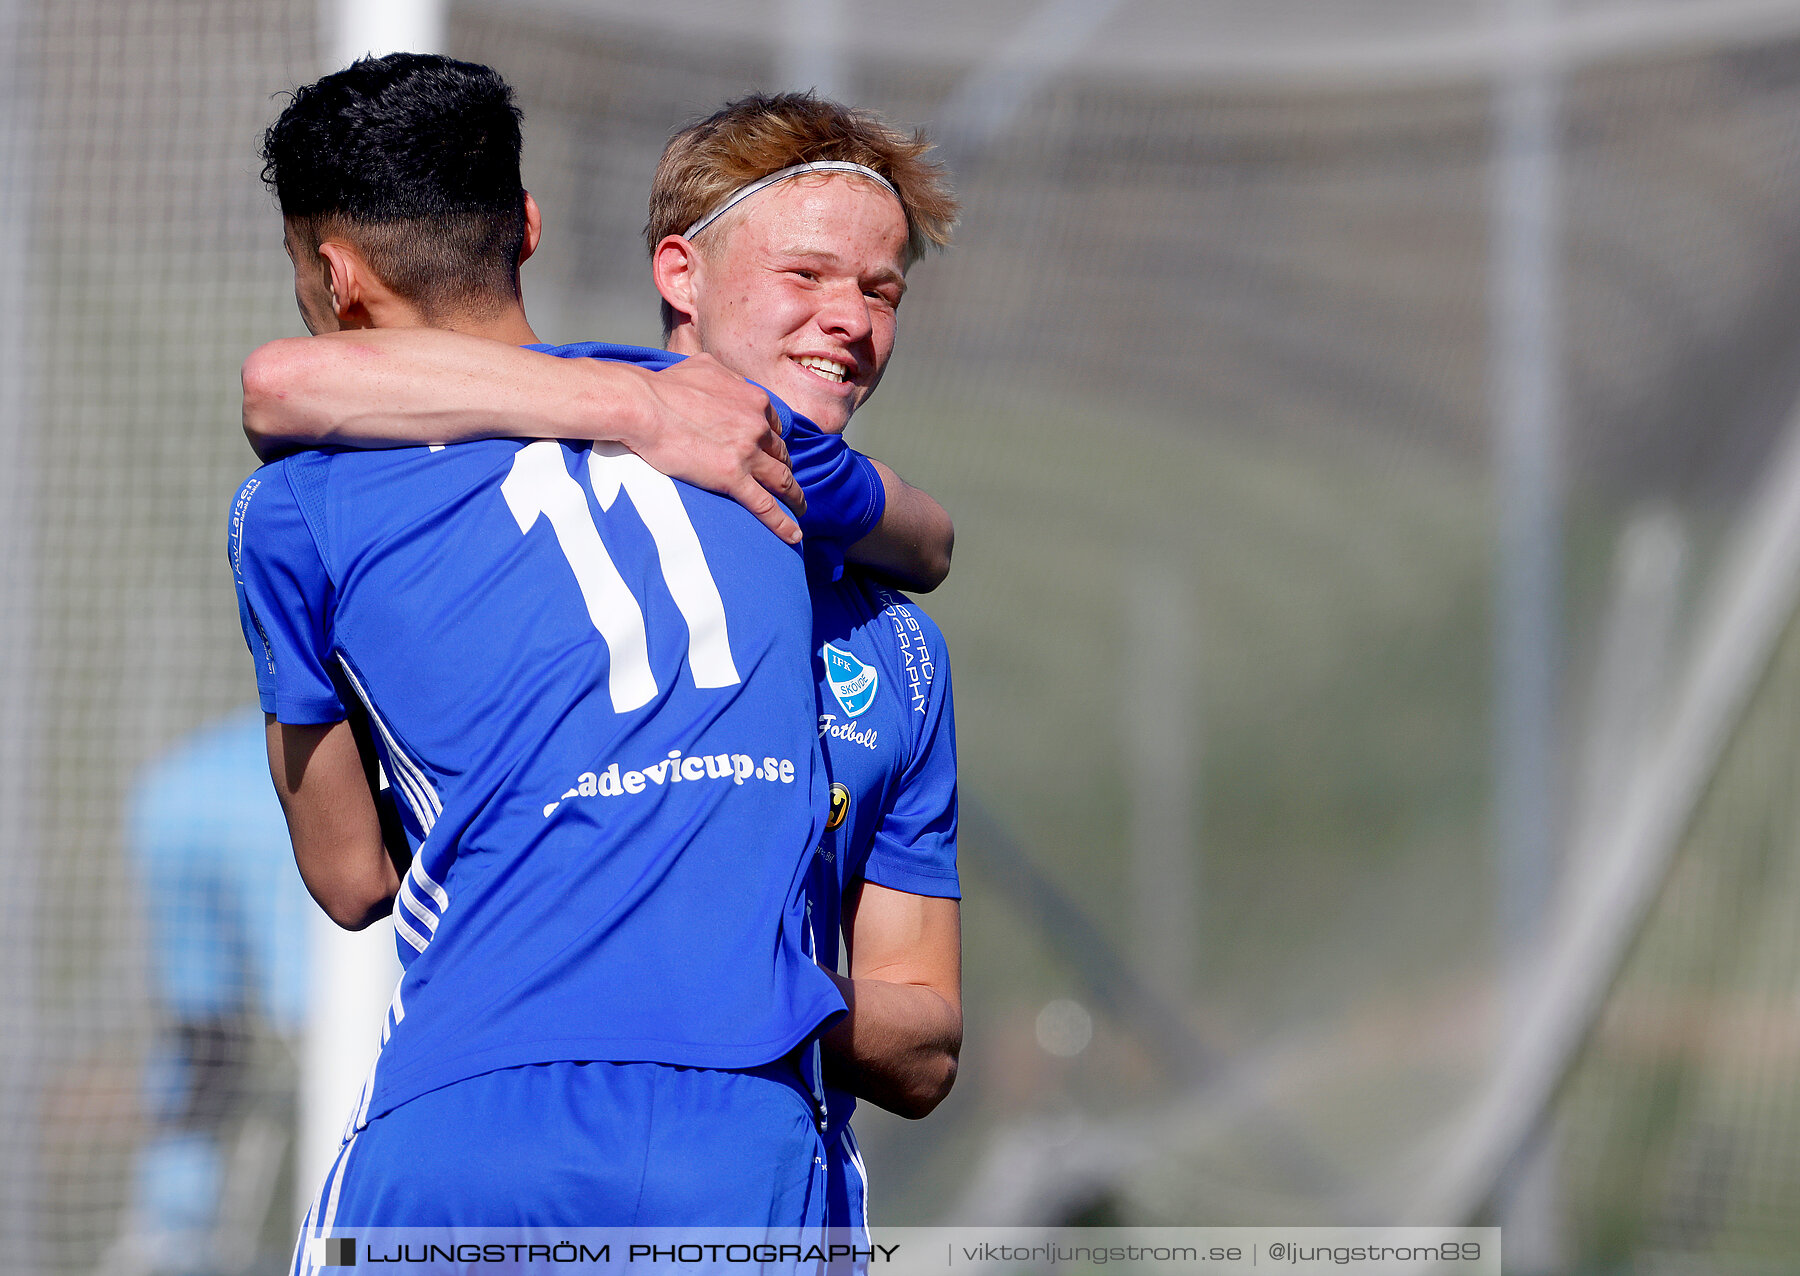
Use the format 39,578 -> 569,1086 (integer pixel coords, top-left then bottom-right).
232,444 -> 346,533
814,572 -> 949,650
230,444 -> 486,564
230,449 -> 341,509
228,457 -> 307,561
820,574 -> 952,721
861,581 -> 950,664
230,456 -> 290,511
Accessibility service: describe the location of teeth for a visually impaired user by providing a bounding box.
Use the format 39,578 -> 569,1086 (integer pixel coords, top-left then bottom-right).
795,356 -> 848,384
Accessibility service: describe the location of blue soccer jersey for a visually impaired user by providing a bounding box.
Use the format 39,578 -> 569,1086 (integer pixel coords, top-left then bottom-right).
803,572 -> 960,1228
230,347 -> 845,1126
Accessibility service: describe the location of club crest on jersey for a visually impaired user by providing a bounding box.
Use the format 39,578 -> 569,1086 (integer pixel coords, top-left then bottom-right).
822,642 -> 878,717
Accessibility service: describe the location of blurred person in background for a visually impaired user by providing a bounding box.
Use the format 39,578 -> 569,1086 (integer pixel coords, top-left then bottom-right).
108,708 -> 310,1276
242,89 -> 965,1243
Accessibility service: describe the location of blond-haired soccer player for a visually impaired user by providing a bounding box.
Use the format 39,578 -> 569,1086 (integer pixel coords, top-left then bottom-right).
247,91 -> 964,1241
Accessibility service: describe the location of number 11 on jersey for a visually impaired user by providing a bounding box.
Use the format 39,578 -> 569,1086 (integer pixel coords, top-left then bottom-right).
501,441 -> 740,713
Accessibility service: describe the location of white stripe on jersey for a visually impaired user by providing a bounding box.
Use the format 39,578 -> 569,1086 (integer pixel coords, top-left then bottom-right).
844,1126 -> 872,1239
408,855 -> 449,910
289,1191 -> 316,1276
397,876 -> 438,936
336,655 -> 442,831
393,910 -> 429,953
348,1046 -> 381,1140
319,1128 -> 360,1245
293,1121 -> 360,1276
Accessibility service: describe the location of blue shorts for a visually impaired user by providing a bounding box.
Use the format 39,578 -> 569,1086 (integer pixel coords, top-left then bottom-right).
823,1124 -> 870,1272
294,1058 -> 828,1249
823,1124 -> 869,1238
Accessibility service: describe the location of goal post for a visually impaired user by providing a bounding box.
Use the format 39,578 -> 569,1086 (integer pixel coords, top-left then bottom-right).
1409,388 -> 1800,1225
291,0 -> 440,1226
0,1 -> 39,1268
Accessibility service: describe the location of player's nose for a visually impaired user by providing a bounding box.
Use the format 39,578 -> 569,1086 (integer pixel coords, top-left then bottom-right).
814,281 -> 873,344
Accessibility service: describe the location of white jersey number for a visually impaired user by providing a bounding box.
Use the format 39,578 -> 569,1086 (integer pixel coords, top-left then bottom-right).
501,441 -> 740,712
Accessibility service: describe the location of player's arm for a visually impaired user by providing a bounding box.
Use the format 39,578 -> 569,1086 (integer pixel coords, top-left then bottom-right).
262,715 -> 402,931
242,328 -> 805,543
231,462 -> 405,931
242,329 -> 955,589
822,884 -> 962,1119
848,459 -> 953,593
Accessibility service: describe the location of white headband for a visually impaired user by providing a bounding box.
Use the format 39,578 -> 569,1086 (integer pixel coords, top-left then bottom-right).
681,161 -> 901,240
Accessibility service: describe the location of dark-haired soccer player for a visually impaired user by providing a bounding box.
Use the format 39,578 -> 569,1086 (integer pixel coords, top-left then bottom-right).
245,89 -> 964,1246
234,55 -> 928,1245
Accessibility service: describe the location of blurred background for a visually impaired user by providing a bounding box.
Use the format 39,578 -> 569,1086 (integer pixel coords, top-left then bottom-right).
8,0 -> 1800,1271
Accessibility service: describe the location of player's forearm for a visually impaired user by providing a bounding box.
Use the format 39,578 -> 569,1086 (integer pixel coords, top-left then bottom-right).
845,460 -> 954,593
242,333 -> 805,542
242,328 -> 643,461
821,971 -> 962,1119
265,718 -> 404,930
288,805 -> 401,931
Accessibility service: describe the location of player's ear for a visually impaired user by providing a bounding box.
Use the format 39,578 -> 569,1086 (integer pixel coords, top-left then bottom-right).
520,193 -> 542,265
652,234 -> 703,331
315,240 -> 366,326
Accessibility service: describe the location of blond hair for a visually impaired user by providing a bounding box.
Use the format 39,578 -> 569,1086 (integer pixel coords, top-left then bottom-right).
647,93 -> 958,333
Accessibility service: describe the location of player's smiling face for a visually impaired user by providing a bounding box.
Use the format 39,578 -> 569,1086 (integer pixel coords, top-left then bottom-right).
679,175 -> 909,434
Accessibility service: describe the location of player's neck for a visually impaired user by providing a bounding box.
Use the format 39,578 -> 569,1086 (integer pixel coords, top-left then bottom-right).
419,304 -> 539,346
356,293 -> 539,345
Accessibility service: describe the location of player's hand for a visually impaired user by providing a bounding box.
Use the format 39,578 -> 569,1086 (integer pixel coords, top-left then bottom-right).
615,353 -> 805,544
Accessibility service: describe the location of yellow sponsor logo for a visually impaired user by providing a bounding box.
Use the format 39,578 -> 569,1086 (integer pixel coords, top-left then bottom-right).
826,782 -> 851,831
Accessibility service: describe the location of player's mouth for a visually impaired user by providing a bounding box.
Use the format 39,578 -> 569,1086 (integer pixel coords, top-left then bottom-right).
792,354 -> 852,385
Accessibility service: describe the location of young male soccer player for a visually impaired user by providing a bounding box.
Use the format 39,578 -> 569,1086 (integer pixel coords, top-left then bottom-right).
243,91 -> 966,1238
235,56 -> 901,1239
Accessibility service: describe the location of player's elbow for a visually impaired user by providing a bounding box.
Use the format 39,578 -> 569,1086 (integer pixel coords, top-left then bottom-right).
893,1003 -> 962,1119
914,525 -> 954,594
893,1044 -> 960,1119
300,862 -> 396,931
318,887 -> 395,932
241,338 -> 317,458
880,525 -> 954,596
896,1051 -> 957,1123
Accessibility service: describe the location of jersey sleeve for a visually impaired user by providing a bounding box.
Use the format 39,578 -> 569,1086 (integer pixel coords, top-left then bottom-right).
861,597 -> 960,899
784,413 -> 886,547
229,465 -> 345,724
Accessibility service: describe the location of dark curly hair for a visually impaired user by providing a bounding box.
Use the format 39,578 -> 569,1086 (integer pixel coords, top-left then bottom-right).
261,53 -> 528,314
